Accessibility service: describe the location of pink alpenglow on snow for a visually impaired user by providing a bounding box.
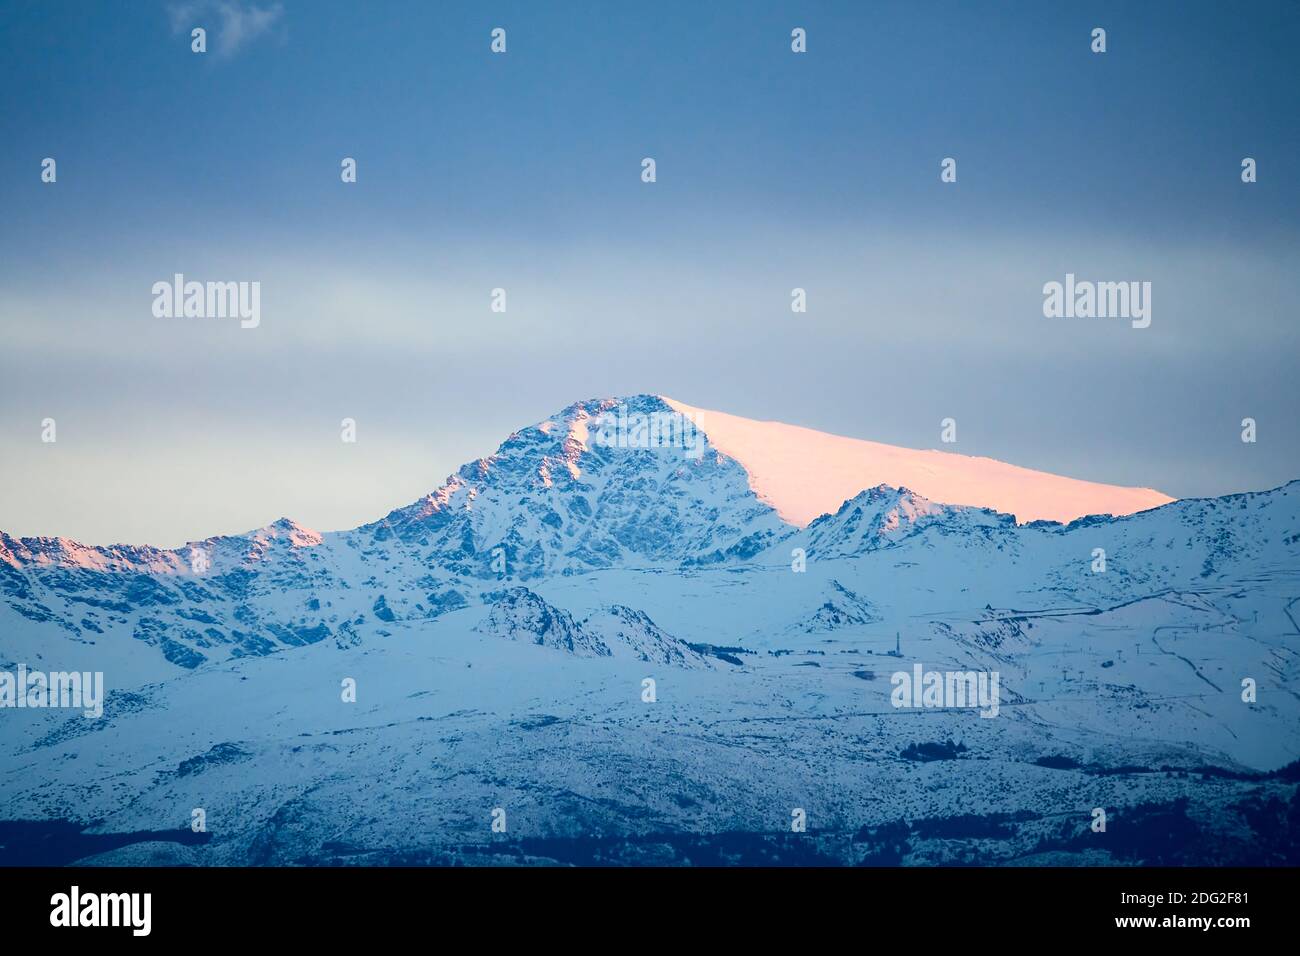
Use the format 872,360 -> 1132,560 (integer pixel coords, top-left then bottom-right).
661,397 -> 1174,526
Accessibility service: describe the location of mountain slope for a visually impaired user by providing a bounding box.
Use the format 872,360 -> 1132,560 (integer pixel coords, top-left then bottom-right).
663,396 -> 1173,525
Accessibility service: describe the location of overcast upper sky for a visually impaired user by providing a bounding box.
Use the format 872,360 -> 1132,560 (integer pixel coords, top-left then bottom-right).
2,0 -> 1298,547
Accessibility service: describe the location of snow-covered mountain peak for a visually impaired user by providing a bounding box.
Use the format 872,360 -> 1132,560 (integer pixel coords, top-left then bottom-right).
799,484 -> 962,556
358,395 -> 788,578
244,518 -> 323,553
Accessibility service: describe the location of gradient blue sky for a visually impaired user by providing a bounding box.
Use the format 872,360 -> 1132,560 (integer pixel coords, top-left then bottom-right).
2,0 -> 1298,546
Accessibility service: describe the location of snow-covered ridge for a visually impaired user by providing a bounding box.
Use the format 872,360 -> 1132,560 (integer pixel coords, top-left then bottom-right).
0,393 -> 1259,580
662,396 -> 1173,525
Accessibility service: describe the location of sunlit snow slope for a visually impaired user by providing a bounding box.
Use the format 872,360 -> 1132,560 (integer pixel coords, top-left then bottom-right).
663,397 -> 1173,525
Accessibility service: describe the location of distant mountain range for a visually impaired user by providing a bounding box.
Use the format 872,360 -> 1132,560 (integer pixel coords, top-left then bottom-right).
1,395 -> 1297,866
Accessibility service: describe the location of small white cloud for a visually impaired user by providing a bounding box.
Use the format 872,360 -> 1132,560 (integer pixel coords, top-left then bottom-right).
167,2 -> 203,34
168,0 -> 284,58
214,1 -> 284,56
